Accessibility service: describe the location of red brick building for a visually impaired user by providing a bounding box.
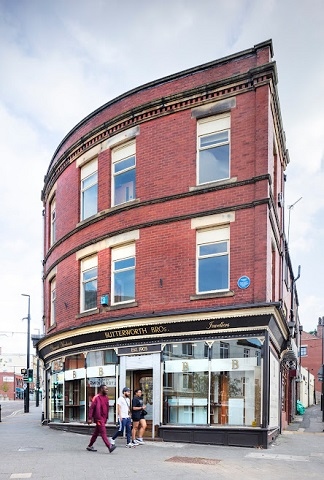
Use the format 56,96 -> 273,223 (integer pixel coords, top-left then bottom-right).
0,372 -> 24,400
300,318 -> 324,402
37,40 -> 301,448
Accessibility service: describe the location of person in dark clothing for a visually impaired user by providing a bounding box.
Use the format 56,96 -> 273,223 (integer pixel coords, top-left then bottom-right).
86,384 -> 116,453
131,388 -> 147,445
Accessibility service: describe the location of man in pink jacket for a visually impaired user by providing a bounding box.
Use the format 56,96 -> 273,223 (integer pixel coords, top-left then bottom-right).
86,384 -> 116,453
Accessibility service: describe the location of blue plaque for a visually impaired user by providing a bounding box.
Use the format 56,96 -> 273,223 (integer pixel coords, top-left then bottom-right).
237,276 -> 250,289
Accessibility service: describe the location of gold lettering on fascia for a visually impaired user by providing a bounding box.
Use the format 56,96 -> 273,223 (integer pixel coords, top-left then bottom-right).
131,346 -> 149,353
104,325 -> 168,339
49,340 -> 73,352
232,359 -> 239,369
207,320 -> 230,330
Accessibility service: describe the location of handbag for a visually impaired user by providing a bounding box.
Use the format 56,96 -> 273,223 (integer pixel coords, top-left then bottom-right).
142,409 -> 148,416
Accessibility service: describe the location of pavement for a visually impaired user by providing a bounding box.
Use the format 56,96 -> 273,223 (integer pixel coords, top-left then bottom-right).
0,401 -> 323,480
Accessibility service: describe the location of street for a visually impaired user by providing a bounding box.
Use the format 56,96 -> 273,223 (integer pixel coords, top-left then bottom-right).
0,401 -> 323,479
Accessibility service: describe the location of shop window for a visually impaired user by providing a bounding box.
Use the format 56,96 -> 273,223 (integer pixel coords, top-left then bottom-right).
81,158 -> 98,220
64,378 -> 86,422
196,226 -> 229,293
50,372 -> 64,422
80,255 -> 98,312
65,354 -> 85,370
197,114 -> 230,185
86,349 -> 117,367
112,141 -> 136,206
111,243 -> 135,305
220,342 -> 230,359
163,339 -> 263,428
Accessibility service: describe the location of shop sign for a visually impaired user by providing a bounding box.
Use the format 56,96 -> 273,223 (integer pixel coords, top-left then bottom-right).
117,344 -> 161,356
87,377 -> 116,387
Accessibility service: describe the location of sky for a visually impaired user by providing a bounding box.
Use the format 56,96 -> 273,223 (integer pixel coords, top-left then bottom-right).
0,0 -> 323,356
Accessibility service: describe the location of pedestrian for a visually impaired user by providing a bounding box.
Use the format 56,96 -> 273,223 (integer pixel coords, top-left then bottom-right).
86,384 -> 116,453
110,387 -> 134,448
131,388 -> 147,445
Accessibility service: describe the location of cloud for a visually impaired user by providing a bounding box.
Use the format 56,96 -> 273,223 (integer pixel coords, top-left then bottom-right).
0,0 -> 324,351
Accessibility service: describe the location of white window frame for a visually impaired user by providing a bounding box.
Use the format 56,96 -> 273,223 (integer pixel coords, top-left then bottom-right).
112,141 -> 136,206
50,278 -> 56,326
50,197 -> 56,246
80,255 -> 98,312
111,243 -> 135,305
197,114 -> 230,185
81,159 -> 98,221
196,226 -> 229,294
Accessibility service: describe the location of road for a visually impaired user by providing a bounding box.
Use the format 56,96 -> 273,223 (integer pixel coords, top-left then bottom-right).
0,401 -> 323,479
0,399 -> 24,419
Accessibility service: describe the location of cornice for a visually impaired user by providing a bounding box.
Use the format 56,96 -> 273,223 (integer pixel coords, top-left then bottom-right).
42,62 -> 277,202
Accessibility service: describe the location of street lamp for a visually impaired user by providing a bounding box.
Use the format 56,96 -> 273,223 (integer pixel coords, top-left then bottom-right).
287,197 -> 302,245
21,294 -> 30,413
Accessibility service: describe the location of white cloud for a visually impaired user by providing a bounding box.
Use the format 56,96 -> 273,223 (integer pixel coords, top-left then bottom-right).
0,0 -> 324,355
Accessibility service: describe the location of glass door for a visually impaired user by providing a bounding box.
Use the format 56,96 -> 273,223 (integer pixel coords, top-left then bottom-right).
132,370 -> 153,438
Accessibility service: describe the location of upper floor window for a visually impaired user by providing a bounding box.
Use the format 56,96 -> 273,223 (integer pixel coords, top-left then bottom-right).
111,243 -> 135,305
81,159 -> 98,220
196,226 -> 229,294
80,255 -> 98,312
112,141 -> 136,206
300,346 -> 307,357
197,114 -> 230,185
50,278 -> 56,326
50,197 -> 56,245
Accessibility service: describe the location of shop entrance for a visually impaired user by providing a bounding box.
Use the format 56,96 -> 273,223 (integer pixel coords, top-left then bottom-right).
132,369 -> 153,438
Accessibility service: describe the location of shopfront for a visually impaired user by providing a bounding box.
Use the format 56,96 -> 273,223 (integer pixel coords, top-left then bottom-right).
39,310 -> 286,448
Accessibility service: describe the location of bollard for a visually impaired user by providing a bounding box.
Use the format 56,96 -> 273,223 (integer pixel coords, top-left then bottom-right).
0,404 -> 2,422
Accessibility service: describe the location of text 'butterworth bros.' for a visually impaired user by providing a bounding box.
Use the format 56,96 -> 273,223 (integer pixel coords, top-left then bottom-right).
104,325 -> 168,338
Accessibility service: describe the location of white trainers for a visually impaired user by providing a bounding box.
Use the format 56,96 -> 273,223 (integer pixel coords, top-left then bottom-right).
132,439 -> 140,445
125,443 -> 135,448
136,438 -> 145,444
109,437 -> 115,445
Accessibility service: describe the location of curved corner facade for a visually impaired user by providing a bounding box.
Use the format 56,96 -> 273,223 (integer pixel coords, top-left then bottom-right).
38,40 -> 301,448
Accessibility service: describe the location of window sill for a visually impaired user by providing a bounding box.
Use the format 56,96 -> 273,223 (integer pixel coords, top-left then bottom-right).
189,177 -> 237,192
106,301 -> 138,311
190,291 -> 234,301
76,308 -> 100,319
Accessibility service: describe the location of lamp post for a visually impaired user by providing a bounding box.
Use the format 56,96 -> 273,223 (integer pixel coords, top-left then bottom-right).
21,294 -> 30,413
287,197 -> 302,245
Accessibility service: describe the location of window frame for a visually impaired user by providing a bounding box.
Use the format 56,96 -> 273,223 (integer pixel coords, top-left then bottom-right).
50,277 -> 56,326
112,141 -> 136,207
80,255 -> 98,312
111,243 -> 135,305
197,114 -> 230,185
80,159 -> 98,221
196,226 -> 230,294
50,197 -> 56,246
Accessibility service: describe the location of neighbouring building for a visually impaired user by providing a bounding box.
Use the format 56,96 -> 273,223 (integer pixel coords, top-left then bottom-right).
300,317 -> 324,403
37,40 -> 302,448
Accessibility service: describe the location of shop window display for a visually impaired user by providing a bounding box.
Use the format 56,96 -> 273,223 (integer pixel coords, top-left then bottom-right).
162,338 -> 263,427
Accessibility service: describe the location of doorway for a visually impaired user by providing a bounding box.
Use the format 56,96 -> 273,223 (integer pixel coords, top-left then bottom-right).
132,369 -> 153,438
